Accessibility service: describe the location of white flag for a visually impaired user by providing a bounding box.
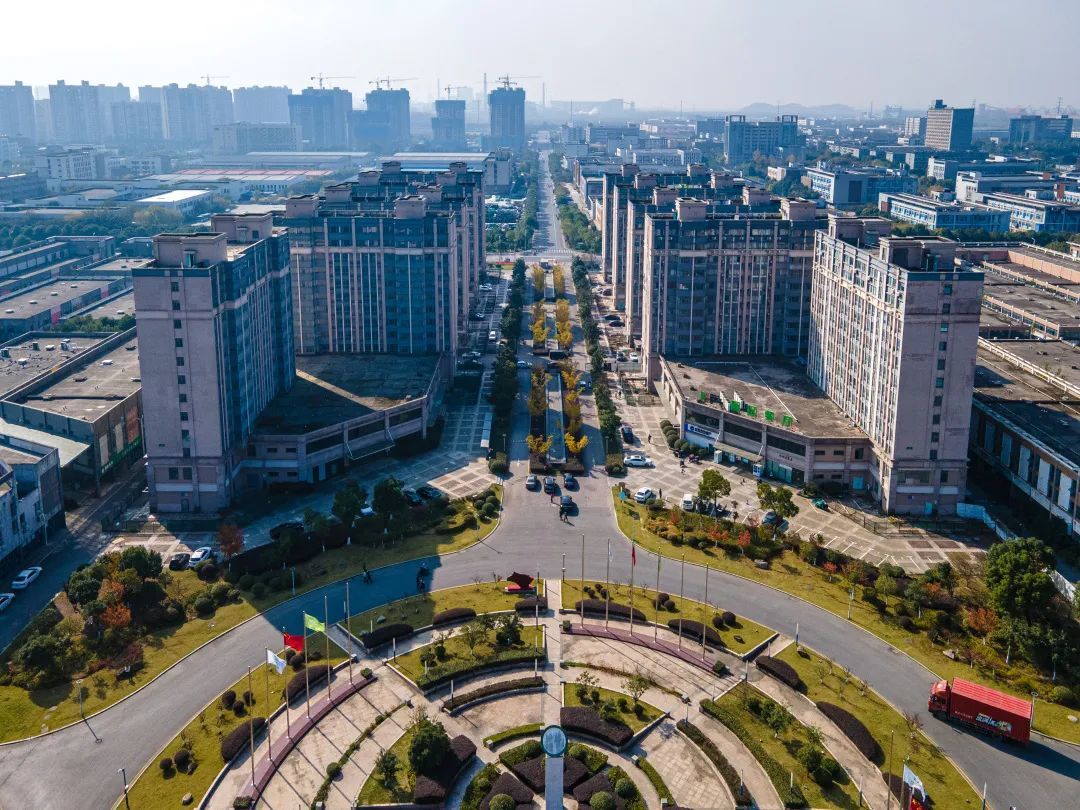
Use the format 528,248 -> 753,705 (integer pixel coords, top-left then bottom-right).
266,648 -> 287,675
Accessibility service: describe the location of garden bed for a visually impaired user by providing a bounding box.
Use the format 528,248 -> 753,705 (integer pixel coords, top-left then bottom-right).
391,624 -> 544,690
442,676 -> 544,713
562,683 -> 662,734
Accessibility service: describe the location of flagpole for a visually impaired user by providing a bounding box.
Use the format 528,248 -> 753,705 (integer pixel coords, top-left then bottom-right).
678,554 -> 685,649
346,580 -> 353,684
264,658 -> 273,762
247,665 -> 255,789
324,594 -> 332,701
629,542 -> 635,636
304,620 -> 311,717
701,564 -> 709,661
535,567 -> 541,629
580,534 -> 585,625
604,538 -> 610,629
654,551 -> 660,642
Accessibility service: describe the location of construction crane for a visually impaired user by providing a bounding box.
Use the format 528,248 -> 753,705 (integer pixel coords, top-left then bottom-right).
495,75 -> 541,90
369,77 -> 418,90
200,74 -> 229,86
309,73 -> 354,89
442,84 -> 470,99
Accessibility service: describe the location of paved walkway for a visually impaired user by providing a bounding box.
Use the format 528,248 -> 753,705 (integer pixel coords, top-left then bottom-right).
638,717 -> 733,810
695,711 -> 783,810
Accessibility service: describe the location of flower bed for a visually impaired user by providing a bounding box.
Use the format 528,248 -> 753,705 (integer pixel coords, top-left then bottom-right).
677,719 -> 753,807
573,599 -> 646,622
817,702 -> 882,763
755,655 -> 804,691
560,705 -> 633,748
442,676 -> 544,712
360,622 -> 414,650
477,771 -> 532,810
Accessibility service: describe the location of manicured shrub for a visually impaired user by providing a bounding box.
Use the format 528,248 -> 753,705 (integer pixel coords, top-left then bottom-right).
242,690 -> 254,705
238,574 -> 255,590
818,702 -> 882,763
289,652 -> 306,671
653,592 -> 670,609
360,667 -> 373,678
898,616 -> 916,632
326,761 -> 341,778
172,748 -> 191,771
211,582 -> 231,605
412,734 -> 476,804
193,594 -> 215,617
590,790 -> 616,810
220,689 -> 237,709
721,610 -> 736,626
713,660 -> 730,676
220,717 -> 266,762
197,562 -> 219,582
232,701 -> 247,716
251,582 -> 267,599
755,655 -> 804,691
514,595 -> 547,613
614,777 -> 635,798
573,599 -> 646,622
360,622 -> 414,650
488,795 -> 515,810
443,676 -> 543,711
560,706 -> 633,748
159,757 -> 173,772
431,607 -> 477,627
227,587 -> 241,603
1050,685 -> 1077,708
285,664 -> 330,702
667,619 -> 724,648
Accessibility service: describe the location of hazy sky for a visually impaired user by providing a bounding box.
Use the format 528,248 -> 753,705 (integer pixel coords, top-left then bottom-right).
4,0 -> 1078,111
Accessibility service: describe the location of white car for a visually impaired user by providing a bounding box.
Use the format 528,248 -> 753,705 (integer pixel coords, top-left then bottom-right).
624,454 -> 653,468
633,487 -> 654,503
488,330 -> 499,341
628,352 -> 640,363
188,547 -> 214,567
11,566 -> 42,589
681,493 -> 696,510
516,360 -> 531,369
0,592 -> 14,611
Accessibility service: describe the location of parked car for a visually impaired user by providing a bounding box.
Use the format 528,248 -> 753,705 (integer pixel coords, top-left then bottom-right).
270,521 -> 303,540
359,505 -> 376,518
628,352 -> 640,362
560,495 -> 576,513
479,283 -> 494,291
168,552 -> 191,571
471,312 -> 486,321
762,511 -> 780,526
526,474 -> 540,491
488,330 -> 499,341
11,566 -> 42,590
811,497 -> 828,510
604,314 -> 620,322
0,593 -> 14,611
417,485 -> 444,500
403,488 -> 423,506
681,493 -> 696,511
633,487 -> 654,503
624,454 -> 653,468
549,350 -> 567,360
516,360 -> 531,369
609,319 -> 624,328
543,476 -> 557,493
620,425 -> 634,442
563,473 -> 577,489
188,547 -> 214,567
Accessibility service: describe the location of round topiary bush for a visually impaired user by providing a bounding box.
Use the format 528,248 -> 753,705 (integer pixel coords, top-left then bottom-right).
590,791 -> 616,810
251,582 -> 267,599
614,778 -> 635,798
721,610 -> 736,626
326,761 -> 341,778
232,701 -> 247,716
1050,685 -> 1077,708
238,574 -> 255,590
197,562 -> 219,582
898,616 -> 916,632
220,689 -> 237,709
360,667 -> 372,678
211,582 -> 231,605
159,757 -> 173,772
713,660 -> 730,676
227,587 -> 241,603
242,690 -> 254,705
664,599 -> 676,611
173,748 -> 191,771
193,594 -> 215,617
568,743 -> 588,760
489,795 -> 515,810
711,614 -> 725,629
617,696 -> 628,710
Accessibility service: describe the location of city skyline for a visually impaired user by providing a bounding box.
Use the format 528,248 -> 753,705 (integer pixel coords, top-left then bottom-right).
3,0 -> 1078,112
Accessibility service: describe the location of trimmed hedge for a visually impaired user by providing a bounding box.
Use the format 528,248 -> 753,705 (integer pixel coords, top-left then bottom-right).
480,772 -> 532,810
573,599 -> 646,623
560,706 -> 633,748
678,719 -> 753,807
360,622 -> 414,649
572,772 -> 613,804
818,702 -> 882,764
443,676 -> 543,711
417,644 -> 544,690
432,607 -> 477,627
666,619 -> 724,648
514,596 -> 548,613
508,755 -> 589,794
284,664 -> 330,703
413,734 -> 477,804
701,699 -> 806,808
220,717 -> 266,762
755,656 -> 804,692
636,757 -> 674,806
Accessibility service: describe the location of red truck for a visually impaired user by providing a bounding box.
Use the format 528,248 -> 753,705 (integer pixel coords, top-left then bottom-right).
928,678 -> 1031,744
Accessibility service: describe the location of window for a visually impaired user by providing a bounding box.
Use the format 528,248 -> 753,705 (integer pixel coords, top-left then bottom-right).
181,468 -> 192,480
180,411 -> 189,422
171,301 -> 181,311
943,284 -> 952,295
932,414 -> 940,425
940,470 -> 949,483
931,432 -> 939,443
175,338 -> 183,348
929,450 -> 938,460
937,359 -> 946,370
935,377 -> 944,388
170,281 -> 179,292
179,394 -> 187,403
939,322 -> 948,333
168,467 -> 179,480
173,319 -> 182,329
181,429 -> 189,439
942,303 -> 951,314
177,374 -> 186,385
833,449 -> 844,456
854,448 -> 864,460
175,356 -> 185,366
938,341 -> 947,351
814,449 -> 825,456
933,395 -> 942,406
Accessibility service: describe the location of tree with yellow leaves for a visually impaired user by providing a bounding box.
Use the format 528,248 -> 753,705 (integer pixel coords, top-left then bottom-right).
565,433 -> 589,456
556,322 -> 573,350
532,321 -> 550,345
561,369 -> 581,390
532,265 -> 545,295
526,434 -> 554,457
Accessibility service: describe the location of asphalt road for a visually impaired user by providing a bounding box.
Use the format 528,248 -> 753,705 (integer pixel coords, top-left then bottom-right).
0,176 -> 1077,810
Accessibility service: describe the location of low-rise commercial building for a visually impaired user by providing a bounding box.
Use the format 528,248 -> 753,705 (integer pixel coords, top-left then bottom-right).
0,435 -> 63,568
954,172 -> 1064,203
982,192 -> 1080,233
878,192 -> 1011,231
0,275 -> 130,338
804,165 -> 917,207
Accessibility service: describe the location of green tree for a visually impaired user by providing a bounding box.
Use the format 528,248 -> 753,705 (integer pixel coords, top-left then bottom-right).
373,477 -> 407,514
117,546 -> 163,579
332,480 -> 368,527
984,537 -> 1056,622
375,749 -> 399,786
757,482 -> 799,519
621,671 -> 651,707
408,711 -> 451,776
697,469 -> 732,509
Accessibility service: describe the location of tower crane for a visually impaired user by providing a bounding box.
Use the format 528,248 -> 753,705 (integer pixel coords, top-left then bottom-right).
309,73 -> 354,89
495,75 -> 541,90
369,77 -> 418,90
442,84 -> 470,99
200,74 -> 229,86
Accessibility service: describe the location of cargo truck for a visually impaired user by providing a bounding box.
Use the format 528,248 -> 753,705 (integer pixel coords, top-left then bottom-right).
928,678 -> 1031,744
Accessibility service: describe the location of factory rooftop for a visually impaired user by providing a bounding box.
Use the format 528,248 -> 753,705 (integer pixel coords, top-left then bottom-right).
0,334 -> 106,397
255,353 -> 439,435
67,291 -> 135,321
981,281 -> 1080,336
661,356 -> 866,438
0,277 -> 120,319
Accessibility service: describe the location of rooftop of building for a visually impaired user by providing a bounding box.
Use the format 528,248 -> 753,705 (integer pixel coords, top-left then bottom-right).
67,291 -> 134,321
880,192 -> 998,213
0,334 -> 107,397
254,353 -> 440,435
982,283 -> 1080,327
0,439 -> 42,467
7,335 -> 140,420
151,169 -> 332,182
0,277 -> 121,320
661,356 -> 867,439
380,153 -> 491,170
974,339 -> 1080,468
983,192 -> 1080,210
135,189 -> 213,203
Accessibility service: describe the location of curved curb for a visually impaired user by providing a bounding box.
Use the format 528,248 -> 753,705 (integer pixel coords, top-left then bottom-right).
0,488 -> 506,748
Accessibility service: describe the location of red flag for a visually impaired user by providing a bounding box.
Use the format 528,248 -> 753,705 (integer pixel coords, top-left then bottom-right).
631,544 -> 636,567
283,633 -> 304,653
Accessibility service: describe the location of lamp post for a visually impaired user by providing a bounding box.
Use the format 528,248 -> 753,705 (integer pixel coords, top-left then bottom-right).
118,767 -> 130,810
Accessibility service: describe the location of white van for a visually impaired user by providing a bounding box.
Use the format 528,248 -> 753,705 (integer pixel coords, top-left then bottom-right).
681,493 -> 696,511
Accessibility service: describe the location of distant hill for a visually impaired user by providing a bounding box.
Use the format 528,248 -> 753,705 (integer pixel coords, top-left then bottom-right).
737,102 -> 860,118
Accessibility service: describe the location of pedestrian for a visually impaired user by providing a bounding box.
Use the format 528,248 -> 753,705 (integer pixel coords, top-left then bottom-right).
658,488 -> 662,499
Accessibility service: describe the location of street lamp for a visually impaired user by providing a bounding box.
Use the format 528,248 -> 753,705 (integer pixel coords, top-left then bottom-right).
118,767 -> 130,810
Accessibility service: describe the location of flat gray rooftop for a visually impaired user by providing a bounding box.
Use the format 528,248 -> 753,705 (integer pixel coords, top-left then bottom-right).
0,277 -> 119,319
70,292 -> 135,321
975,341 -> 1080,468
255,353 -> 439,435
664,356 -> 865,438
12,337 -> 140,420
0,442 -> 40,466
983,284 -> 1080,328
0,335 -> 107,398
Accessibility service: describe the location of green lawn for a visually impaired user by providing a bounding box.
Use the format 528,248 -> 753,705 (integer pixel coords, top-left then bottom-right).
121,639 -> 348,809
391,624 -> 545,687
712,682 -> 863,809
344,577 -> 541,638
0,488 -> 501,743
610,489 -> 1079,742
561,578 -> 774,656
356,726 -> 417,805
775,645 -> 981,809
562,683 -> 662,732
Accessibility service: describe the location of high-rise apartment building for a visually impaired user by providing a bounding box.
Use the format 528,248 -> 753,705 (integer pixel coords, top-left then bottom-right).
147,84 -> 233,144
808,217 -> 983,515
211,122 -> 302,153
723,115 -> 802,163
233,86 -> 291,123
135,214 -> 293,513
431,99 -> 467,150
903,116 -> 927,141
286,192 -> 460,356
488,86 -> 526,151
1008,114 -> 1074,145
288,87 -> 352,150
924,100 -> 974,151
364,87 -> 411,143
95,84 -> 131,138
639,197 -> 824,379
49,81 -> 114,144
110,101 -> 164,145
0,82 -> 37,141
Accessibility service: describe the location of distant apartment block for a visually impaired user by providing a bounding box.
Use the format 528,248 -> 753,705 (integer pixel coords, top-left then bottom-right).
1009,114 -> 1074,145
431,99 -> 467,150
49,80 -> 128,144
135,214 -> 293,513
110,100 -> 164,145
288,87 -> 352,150
722,115 -> 802,163
804,165 -> 917,207
903,116 -> 927,141
153,83 -> 233,145
0,81 -> 36,141
211,122 -> 302,154
982,192 -> 1080,233
878,192 -> 1011,232
924,99 -> 974,151
232,86 -> 292,124
926,156 -> 1036,182
488,86 -> 526,151
364,87 -> 411,144
808,217 -> 983,515
954,171 -> 1064,203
